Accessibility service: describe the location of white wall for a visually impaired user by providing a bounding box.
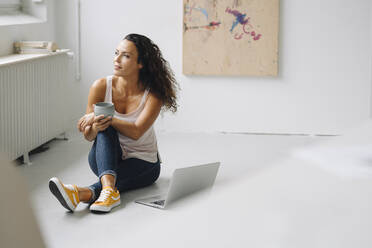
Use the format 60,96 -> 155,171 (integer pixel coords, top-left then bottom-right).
1,1 -> 370,134
69,0 -> 371,135
0,0 -> 55,56
370,3 -> 372,118
54,0 -> 84,122
0,0 -> 82,125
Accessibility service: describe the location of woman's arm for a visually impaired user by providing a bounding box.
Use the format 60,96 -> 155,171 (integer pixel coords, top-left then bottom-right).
83,115 -> 113,142
85,78 -> 107,114
77,78 -> 106,133
111,93 -> 162,140
83,125 -> 98,142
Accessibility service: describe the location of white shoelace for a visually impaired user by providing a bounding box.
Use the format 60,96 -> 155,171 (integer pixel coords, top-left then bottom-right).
96,188 -> 113,202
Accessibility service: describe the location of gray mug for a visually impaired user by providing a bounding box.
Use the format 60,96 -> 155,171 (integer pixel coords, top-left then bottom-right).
94,102 -> 115,117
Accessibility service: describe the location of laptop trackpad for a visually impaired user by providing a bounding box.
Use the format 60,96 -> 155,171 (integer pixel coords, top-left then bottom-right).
135,194 -> 166,207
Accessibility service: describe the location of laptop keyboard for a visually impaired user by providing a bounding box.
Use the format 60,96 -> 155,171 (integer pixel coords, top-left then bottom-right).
152,200 -> 165,206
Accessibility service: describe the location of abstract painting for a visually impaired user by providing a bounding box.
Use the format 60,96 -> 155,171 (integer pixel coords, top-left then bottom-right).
183,0 -> 279,76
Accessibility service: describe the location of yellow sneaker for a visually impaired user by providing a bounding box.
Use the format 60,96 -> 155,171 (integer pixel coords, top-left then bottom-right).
49,177 -> 80,212
89,186 -> 120,213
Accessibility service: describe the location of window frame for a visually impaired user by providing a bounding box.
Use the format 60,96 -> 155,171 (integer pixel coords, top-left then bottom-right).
0,1 -> 22,15
0,0 -> 46,26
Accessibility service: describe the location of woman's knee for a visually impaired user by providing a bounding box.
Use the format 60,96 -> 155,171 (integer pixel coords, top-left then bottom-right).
96,126 -> 119,144
96,126 -> 121,153
97,126 -> 116,137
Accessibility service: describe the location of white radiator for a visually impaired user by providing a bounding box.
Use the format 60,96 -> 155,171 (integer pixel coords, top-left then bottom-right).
0,51 -> 70,164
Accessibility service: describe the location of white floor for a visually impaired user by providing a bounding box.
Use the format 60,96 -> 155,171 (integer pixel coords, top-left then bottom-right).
14,124 -> 372,248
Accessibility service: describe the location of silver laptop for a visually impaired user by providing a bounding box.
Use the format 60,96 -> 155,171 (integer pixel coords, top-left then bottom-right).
135,162 -> 220,209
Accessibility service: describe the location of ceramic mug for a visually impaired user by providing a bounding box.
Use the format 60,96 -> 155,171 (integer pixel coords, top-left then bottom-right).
94,102 -> 115,117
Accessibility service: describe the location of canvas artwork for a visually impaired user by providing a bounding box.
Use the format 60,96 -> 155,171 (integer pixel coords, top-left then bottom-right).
183,0 -> 279,76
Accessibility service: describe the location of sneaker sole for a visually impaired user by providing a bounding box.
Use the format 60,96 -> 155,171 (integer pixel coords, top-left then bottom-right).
49,177 -> 75,212
90,200 -> 121,213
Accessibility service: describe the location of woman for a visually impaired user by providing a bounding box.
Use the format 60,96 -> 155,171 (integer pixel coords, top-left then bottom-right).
49,34 -> 178,213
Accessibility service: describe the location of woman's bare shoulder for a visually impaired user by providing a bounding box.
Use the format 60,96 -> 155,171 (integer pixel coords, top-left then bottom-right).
146,91 -> 162,106
87,77 -> 107,101
91,77 -> 107,90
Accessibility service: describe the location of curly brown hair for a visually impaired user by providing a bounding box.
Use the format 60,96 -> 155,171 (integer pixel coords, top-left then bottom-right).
124,34 -> 179,113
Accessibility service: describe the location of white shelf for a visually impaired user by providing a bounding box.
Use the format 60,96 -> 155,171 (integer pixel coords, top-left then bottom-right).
0,49 -> 70,67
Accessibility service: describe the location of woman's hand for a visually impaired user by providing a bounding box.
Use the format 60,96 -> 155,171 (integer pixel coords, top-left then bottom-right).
77,112 -> 95,132
82,115 -> 112,142
92,115 -> 113,132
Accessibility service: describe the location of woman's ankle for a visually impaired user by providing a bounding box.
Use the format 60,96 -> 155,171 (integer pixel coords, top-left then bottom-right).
101,174 -> 116,189
77,187 -> 93,203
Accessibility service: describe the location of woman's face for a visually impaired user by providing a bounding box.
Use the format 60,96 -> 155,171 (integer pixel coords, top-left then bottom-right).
113,39 -> 142,77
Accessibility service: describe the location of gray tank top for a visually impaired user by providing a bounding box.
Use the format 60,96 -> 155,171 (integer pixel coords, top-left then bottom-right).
105,75 -> 160,163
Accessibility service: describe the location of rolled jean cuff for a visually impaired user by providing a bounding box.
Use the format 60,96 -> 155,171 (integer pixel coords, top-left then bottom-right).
99,170 -> 117,181
87,186 -> 97,204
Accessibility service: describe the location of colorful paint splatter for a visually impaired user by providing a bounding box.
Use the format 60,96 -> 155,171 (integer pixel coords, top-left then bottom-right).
225,7 -> 262,41
183,0 -> 279,76
184,2 -> 221,32
184,2 -> 262,42
184,21 -> 221,31
225,7 -> 249,32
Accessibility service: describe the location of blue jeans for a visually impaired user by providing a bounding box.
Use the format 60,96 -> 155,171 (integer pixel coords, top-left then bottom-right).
87,126 -> 161,202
